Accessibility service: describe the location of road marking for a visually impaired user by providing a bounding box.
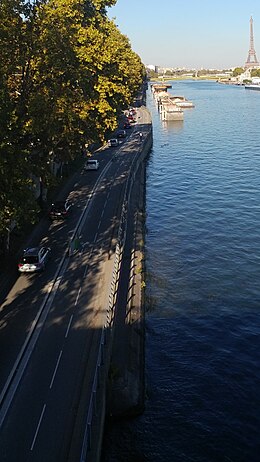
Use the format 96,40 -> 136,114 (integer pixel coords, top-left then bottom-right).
30,403 -> 46,451
75,287 -> 81,305
65,315 -> 73,338
83,264 -> 89,278
49,350 -> 63,389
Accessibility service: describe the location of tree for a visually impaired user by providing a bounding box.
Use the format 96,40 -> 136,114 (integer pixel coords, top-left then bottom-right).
251,69 -> 260,77
233,67 -> 244,77
0,0 -> 145,246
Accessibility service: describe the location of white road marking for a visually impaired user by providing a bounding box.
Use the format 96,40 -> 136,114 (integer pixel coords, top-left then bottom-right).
75,287 -> 81,306
49,350 -> 63,389
30,404 -> 46,451
65,315 -> 74,338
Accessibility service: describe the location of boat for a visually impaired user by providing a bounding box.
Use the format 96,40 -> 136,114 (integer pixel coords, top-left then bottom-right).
159,101 -> 184,121
168,95 -> 195,108
244,84 -> 260,91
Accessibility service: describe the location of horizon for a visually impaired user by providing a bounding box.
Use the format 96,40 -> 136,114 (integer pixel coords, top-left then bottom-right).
108,0 -> 260,70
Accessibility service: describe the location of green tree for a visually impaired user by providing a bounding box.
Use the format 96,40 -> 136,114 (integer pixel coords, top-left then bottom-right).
233,67 -> 244,77
0,0 -> 145,247
251,69 -> 260,77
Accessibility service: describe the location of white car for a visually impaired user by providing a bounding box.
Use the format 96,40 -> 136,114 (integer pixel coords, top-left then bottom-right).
18,246 -> 51,273
108,138 -> 119,147
83,159 -> 99,171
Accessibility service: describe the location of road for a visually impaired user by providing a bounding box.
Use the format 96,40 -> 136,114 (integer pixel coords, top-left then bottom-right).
0,108 -> 150,462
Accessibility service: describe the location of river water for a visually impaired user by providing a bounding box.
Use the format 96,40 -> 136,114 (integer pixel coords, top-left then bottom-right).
101,80 -> 260,462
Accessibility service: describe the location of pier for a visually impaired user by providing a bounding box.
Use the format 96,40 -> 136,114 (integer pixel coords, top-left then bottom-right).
151,84 -> 184,121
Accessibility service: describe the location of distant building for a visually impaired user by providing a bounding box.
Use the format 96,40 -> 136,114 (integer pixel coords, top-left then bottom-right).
238,68 -> 252,82
146,64 -> 158,73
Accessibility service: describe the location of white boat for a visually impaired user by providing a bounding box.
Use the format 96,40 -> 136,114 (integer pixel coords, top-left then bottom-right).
169,95 -> 195,108
245,84 -> 260,91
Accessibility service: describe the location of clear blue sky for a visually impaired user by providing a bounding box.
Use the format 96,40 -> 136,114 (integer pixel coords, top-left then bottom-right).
108,0 -> 260,69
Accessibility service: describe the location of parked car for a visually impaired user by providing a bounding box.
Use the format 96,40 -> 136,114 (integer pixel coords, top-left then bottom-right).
83,159 -> 99,171
48,200 -> 72,220
108,138 -> 119,147
116,129 -> 127,138
124,122 -> 131,129
18,246 -> 51,273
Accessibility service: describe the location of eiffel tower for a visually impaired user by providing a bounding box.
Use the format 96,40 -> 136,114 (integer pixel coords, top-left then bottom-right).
245,16 -> 260,69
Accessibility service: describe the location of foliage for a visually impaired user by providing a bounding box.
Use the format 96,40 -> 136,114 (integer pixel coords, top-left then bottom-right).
0,0 -> 145,244
251,69 -> 260,77
232,67 -> 244,77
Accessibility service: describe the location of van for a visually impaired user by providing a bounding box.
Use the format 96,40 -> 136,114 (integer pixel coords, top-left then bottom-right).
83,159 -> 99,171
108,138 -> 119,147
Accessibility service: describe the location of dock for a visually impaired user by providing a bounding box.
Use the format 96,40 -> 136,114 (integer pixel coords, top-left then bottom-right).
151,84 -> 184,121
151,83 -> 195,121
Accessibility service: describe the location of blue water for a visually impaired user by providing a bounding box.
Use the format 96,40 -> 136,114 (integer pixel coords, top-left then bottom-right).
102,81 -> 260,461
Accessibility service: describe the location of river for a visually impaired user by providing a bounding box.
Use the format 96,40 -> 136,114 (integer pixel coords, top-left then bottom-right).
101,80 -> 260,462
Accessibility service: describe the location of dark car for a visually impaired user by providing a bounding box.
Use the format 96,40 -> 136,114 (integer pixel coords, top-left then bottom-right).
116,129 -> 127,139
48,200 -> 72,220
124,122 -> 131,129
18,246 -> 51,273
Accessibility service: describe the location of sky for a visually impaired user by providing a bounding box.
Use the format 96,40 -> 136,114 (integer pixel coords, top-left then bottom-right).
108,0 -> 260,69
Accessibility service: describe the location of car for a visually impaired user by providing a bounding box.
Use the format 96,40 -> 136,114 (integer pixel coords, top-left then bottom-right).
48,200 -> 72,220
83,159 -> 99,171
124,122 -> 131,129
129,108 -> 136,116
116,129 -> 127,139
108,138 -> 119,147
18,246 -> 51,273
127,115 -> 136,123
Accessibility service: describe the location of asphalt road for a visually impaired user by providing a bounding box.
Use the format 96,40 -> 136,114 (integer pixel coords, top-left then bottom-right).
0,110 -> 149,461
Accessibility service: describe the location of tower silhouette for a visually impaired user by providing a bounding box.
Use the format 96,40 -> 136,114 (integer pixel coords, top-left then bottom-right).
245,16 -> 259,68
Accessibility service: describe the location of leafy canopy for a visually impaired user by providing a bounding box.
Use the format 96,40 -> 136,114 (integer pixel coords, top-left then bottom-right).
0,0 -> 145,238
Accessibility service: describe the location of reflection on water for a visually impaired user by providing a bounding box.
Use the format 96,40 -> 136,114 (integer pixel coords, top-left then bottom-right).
162,119 -> 184,133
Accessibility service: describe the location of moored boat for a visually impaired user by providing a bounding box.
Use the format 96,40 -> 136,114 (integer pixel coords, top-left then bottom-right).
169,95 -> 195,108
245,84 -> 260,91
